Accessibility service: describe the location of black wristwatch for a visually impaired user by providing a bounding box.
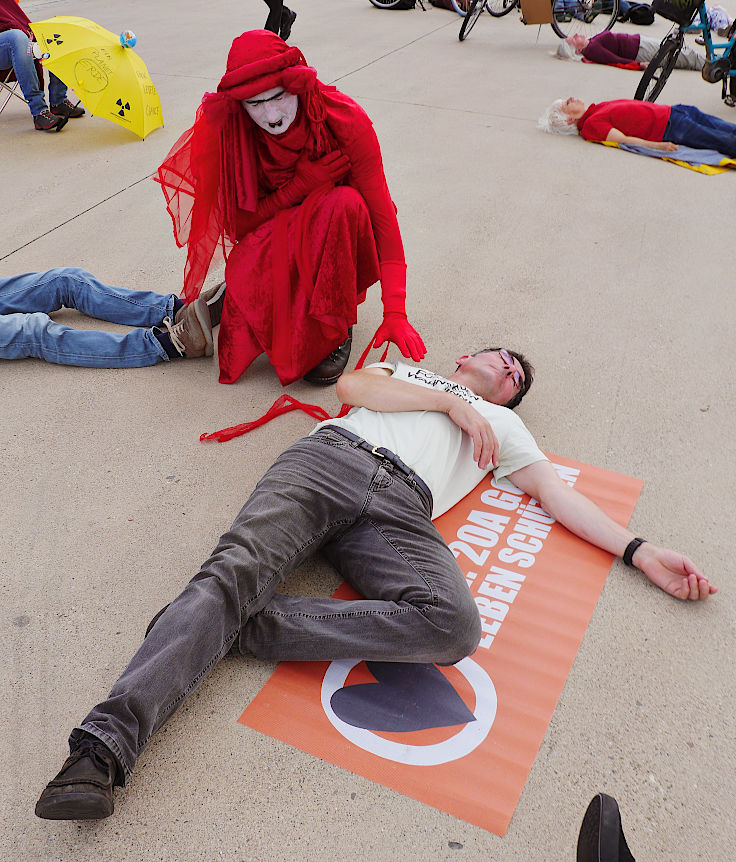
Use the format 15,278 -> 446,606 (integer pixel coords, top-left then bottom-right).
623,537 -> 647,567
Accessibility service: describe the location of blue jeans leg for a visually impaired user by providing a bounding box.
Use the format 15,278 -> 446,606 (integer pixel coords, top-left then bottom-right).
664,104 -> 736,157
0,29 -> 47,116
75,431 -> 481,781
0,268 -> 175,367
47,72 -> 67,106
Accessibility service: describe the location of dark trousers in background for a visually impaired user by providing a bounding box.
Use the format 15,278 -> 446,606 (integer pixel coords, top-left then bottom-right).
262,0 -> 284,32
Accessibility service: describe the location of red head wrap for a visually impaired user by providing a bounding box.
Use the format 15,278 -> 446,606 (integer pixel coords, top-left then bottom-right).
218,31 -> 316,100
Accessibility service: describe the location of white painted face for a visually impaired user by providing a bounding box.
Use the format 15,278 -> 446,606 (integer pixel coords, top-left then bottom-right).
242,87 -> 299,135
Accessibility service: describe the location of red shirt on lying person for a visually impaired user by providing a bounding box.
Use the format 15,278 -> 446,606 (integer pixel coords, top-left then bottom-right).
577,100 -> 671,143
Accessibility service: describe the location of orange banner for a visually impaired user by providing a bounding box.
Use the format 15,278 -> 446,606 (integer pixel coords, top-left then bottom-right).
239,454 -> 643,835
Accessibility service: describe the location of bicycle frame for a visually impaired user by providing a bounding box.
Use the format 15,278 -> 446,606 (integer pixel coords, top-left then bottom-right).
679,4 -> 736,100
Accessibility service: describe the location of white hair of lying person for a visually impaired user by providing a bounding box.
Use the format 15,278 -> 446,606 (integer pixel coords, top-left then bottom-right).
537,99 -> 580,135
553,38 -> 583,61
706,4 -> 731,33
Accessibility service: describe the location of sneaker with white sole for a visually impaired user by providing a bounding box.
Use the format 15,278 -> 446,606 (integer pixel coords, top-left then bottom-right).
161,298 -> 213,357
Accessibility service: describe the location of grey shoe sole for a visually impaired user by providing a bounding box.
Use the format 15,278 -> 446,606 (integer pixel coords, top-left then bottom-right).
192,299 -> 214,357
203,281 -> 226,328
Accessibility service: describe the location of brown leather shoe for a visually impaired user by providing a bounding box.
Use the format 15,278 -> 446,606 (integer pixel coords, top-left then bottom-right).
303,330 -> 352,385
35,735 -> 118,820
162,298 -> 213,357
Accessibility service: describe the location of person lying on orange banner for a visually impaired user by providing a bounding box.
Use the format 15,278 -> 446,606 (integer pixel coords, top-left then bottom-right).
34,348 -> 715,821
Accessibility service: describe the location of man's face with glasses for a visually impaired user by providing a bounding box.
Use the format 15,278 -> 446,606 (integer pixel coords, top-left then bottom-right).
498,348 -> 524,392
453,349 -> 525,405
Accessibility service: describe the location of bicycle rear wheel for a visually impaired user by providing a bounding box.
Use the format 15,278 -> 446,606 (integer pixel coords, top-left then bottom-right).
550,0 -> 619,38
634,36 -> 682,101
369,0 -> 403,7
451,0 -> 474,13
486,0 -> 518,17
459,0 -> 485,39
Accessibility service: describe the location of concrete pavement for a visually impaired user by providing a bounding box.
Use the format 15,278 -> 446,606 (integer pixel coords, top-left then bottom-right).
2,1 -> 734,859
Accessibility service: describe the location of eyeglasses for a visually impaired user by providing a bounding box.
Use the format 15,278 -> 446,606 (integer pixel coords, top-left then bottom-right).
499,349 -> 523,391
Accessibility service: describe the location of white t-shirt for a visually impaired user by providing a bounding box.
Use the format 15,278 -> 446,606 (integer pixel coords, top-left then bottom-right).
312,361 -> 547,518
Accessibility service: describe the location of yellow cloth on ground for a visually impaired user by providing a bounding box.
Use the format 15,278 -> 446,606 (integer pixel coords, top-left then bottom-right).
600,140 -> 736,174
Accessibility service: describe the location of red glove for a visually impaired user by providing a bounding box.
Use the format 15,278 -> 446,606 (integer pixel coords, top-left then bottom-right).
235,151 -> 351,237
372,261 -> 426,361
373,312 -> 426,361
292,151 -> 351,197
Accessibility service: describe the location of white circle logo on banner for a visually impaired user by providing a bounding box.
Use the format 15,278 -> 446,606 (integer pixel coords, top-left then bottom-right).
320,657 -> 497,766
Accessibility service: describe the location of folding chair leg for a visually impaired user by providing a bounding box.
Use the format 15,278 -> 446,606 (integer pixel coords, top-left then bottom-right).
0,75 -> 29,114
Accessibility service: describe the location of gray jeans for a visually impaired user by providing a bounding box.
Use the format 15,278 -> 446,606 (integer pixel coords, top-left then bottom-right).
636,37 -> 705,70
76,429 -> 482,782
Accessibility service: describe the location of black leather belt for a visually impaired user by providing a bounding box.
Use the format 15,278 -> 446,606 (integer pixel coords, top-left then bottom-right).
320,425 -> 433,510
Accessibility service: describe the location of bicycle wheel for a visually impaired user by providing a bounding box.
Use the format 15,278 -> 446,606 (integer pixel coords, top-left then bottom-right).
634,36 -> 682,101
369,0 -> 403,8
485,0 -> 518,17
550,0 -> 619,39
459,0 -> 485,39
451,0 -> 474,14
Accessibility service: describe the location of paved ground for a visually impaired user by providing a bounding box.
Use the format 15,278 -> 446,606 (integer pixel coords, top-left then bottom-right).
2,0 -> 735,859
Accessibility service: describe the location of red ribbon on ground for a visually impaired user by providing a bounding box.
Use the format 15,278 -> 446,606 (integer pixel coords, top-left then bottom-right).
200,333 -> 389,442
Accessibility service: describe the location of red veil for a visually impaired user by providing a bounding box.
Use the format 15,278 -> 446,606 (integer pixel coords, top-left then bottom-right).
155,30 -> 372,303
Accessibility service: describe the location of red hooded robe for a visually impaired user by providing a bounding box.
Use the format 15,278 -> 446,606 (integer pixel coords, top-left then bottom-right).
156,30 -> 419,386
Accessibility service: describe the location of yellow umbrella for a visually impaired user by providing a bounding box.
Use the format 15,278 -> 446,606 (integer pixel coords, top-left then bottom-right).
28,16 -> 163,140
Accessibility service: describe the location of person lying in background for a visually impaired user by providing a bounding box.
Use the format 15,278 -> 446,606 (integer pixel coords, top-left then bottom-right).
539,96 -> 736,156
554,32 -> 704,71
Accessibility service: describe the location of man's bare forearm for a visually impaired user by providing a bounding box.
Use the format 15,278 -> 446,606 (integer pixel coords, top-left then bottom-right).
508,460 -> 716,600
336,367 -> 459,414
336,367 -> 500,468
510,460 -> 632,555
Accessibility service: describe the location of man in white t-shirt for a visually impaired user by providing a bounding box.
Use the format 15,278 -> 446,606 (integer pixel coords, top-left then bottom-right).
35,348 -> 716,821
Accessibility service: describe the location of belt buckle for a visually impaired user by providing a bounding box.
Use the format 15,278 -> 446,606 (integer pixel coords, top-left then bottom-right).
370,446 -> 386,459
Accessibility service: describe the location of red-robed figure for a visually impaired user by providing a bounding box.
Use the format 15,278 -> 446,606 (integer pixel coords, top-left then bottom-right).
155,30 -> 426,386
